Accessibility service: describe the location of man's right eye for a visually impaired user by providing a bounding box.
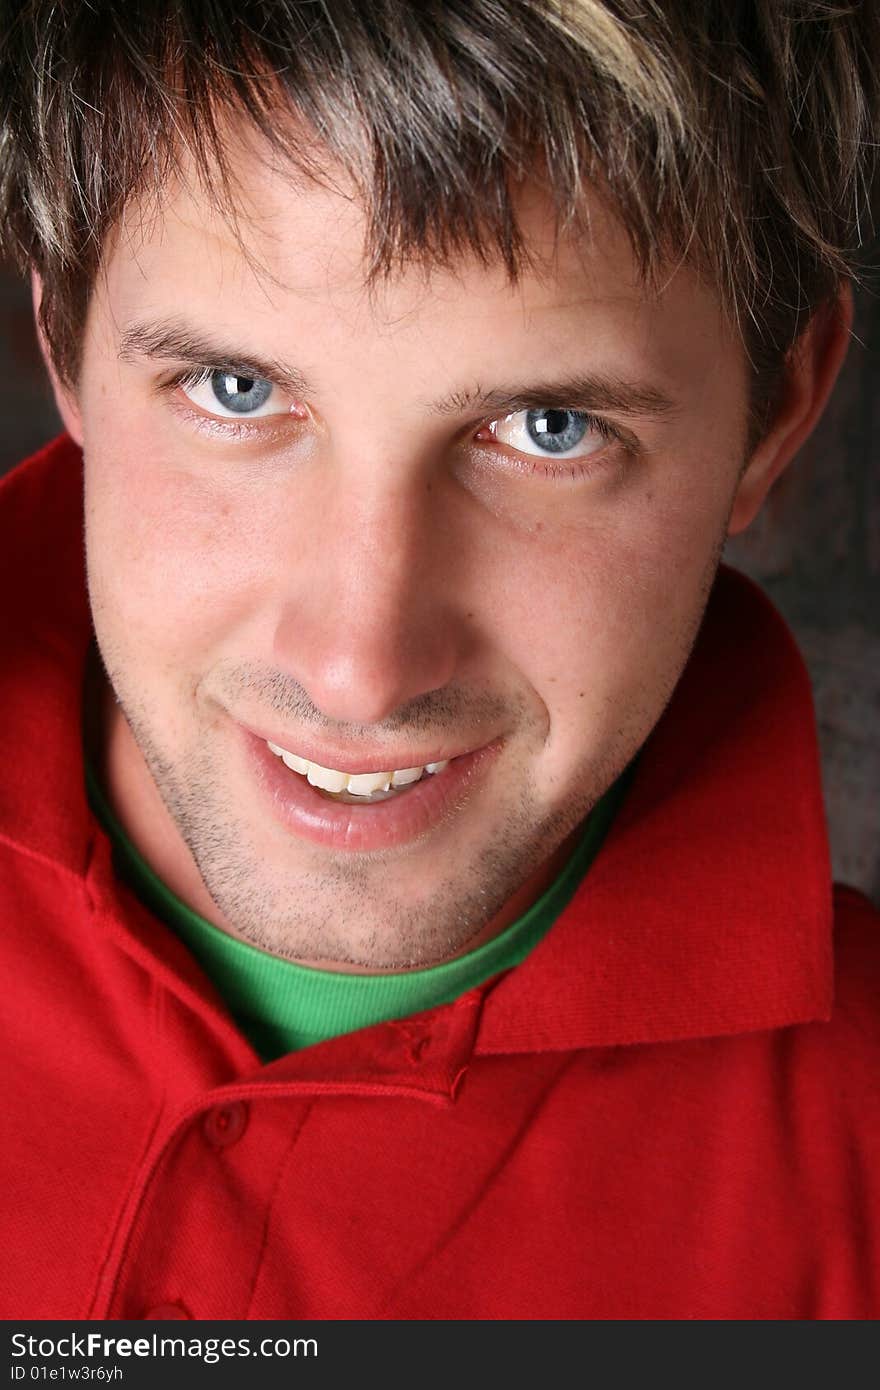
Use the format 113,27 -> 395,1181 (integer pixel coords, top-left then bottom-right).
178,368 -> 294,419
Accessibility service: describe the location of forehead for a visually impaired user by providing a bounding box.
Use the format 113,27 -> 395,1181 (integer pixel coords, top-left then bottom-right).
95,130 -> 740,400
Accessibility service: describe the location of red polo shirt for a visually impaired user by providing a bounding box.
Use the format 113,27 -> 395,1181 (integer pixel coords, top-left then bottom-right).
1,436 -> 878,1320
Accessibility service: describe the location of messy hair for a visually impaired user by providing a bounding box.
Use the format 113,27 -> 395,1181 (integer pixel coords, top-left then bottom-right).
0,0 -> 877,427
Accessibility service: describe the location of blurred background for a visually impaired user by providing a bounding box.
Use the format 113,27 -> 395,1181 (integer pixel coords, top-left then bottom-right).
1,260 -> 877,903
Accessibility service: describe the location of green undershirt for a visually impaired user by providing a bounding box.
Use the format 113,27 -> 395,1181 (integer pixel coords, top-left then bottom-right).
85,758 -> 631,1060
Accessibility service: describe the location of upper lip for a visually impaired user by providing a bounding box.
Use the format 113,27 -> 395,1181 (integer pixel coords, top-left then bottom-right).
238,721 -> 491,774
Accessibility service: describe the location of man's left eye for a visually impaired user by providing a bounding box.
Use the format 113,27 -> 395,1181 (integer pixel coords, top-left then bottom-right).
486,408 -> 612,458
179,369 -> 290,418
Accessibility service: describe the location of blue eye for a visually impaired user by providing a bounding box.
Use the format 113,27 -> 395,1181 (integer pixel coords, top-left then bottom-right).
210,372 -> 274,414
525,409 -> 588,453
487,408 -> 612,461
177,367 -> 291,419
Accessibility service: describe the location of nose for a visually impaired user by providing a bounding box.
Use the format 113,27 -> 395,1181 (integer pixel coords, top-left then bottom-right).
272,467 -> 462,726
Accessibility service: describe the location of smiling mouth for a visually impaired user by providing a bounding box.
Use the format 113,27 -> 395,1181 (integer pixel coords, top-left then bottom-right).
265,739 -> 451,804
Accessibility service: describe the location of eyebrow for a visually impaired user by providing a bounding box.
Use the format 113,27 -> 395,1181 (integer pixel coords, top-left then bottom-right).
428,377 -> 678,422
117,318 -> 313,398
118,317 -> 679,422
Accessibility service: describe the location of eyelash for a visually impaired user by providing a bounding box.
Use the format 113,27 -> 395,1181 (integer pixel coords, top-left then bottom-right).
164,366 -> 295,438
478,413 -> 623,482
163,366 -> 630,481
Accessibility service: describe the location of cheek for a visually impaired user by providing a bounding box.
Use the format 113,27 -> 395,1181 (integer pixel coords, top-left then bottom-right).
83,433 -> 274,674
482,471 -> 731,767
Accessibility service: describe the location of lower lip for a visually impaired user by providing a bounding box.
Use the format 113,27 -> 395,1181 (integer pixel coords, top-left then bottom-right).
244,733 -> 500,852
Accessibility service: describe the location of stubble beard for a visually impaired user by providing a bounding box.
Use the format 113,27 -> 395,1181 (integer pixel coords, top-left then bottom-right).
111,689 -> 631,971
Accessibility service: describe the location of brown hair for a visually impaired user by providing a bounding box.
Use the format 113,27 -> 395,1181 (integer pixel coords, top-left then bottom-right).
0,0 -> 877,430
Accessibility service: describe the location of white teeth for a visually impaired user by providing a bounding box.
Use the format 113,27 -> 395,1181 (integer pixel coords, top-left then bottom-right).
347,770 -> 393,796
391,766 -> 423,787
265,740 -> 453,796
305,762 -> 349,793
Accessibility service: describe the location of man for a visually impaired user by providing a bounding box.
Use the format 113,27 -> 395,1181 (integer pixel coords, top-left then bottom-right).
0,0 -> 877,1320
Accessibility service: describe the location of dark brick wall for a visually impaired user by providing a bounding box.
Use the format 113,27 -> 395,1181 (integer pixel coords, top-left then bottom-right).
1,260 -> 877,900
726,284 -> 880,902
0,264 -> 60,463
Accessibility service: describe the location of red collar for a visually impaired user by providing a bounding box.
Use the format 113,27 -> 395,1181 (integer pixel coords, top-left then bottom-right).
0,435 -> 832,1054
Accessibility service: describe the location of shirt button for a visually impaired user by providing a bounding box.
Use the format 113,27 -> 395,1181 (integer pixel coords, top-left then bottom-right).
142,1303 -> 191,1320
202,1100 -> 249,1149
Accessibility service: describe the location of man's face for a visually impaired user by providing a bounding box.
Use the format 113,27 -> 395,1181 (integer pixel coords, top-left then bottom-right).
68,141 -> 753,971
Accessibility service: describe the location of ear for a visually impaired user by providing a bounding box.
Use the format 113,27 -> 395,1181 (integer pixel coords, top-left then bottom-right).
727,282 -> 853,536
31,269 -> 84,447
